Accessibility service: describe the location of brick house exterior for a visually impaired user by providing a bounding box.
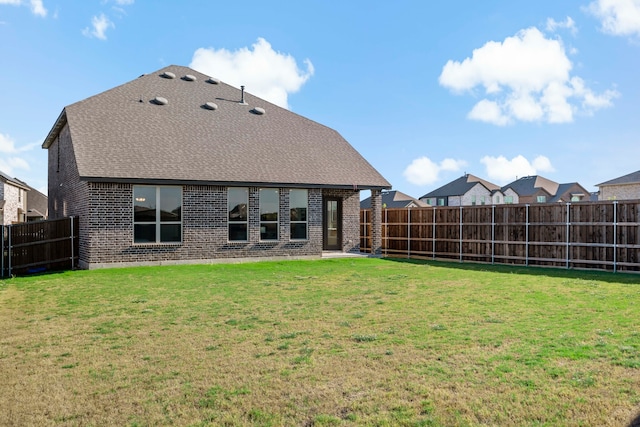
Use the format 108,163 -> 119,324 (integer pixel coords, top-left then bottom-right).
43,66 -> 389,269
420,174 -> 500,207
597,170 -> 640,201
1,170 -> 29,225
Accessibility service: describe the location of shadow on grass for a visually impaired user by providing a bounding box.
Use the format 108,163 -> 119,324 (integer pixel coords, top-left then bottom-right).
380,256 -> 640,285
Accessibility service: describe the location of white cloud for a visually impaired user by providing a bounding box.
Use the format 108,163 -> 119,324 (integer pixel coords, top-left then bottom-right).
587,0 -> 640,37
0,157 -> 30,176
114,0 -> 134,4
439,26 -> 618,125
29,0 -> 45,16
403,156 -> 467,186
0,133 -> 18,153
190,38 -> 314,109
82,13 -> 113,40
0,0 -> 46,17
480,155 -> 555,184
546,16 -> 578,35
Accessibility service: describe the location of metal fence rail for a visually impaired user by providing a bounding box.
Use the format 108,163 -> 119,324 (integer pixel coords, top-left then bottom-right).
361,201 -> 640,273
1,217 -> 78,278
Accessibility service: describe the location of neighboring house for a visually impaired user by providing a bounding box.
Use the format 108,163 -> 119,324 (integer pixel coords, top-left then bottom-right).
420,174 -> 499,206
0,170 -> 30,225
360,190 -> 429,209
597,170 -> 640,201
22,183 -> 48,221
549,182 -> 590,203
502,176 -> 590,204
501,175 -> 559,204
42,65 -> 390,269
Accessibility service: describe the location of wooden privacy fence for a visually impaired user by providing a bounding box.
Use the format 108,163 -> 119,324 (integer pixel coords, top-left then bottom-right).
361,201 -> 640,272
1,217 -> 79,278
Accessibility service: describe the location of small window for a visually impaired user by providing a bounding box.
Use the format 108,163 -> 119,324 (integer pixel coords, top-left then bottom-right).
290,189 -> 308,240
537,195 -> 546,203
228,187 -> 248,241
496,196 -> 501,204
133,186 -> 182,243
260,188 -> 279,241
471,195 -> 476,206
571,195 -> 581,202
480,196 -> 486,205
438,198 -> 445,206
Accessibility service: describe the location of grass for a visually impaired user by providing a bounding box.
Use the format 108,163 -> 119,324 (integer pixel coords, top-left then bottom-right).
1,258 -> 640,426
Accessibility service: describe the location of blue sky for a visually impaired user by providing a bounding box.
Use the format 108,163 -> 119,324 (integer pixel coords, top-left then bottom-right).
1,0 -> 639,197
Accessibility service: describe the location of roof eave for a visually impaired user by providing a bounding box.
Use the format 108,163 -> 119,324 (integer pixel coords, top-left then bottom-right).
80,176 -> 391,191
42,109 -> 67,149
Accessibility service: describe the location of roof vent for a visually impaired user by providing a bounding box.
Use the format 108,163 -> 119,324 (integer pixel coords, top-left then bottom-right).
240,85 -> 248,105
160,71 -> 176,79
152,96 -> 168,105
183,74 -> 197,81
203,102 -> 218,110
206,77 -> 220,85
251,107 -> 265,115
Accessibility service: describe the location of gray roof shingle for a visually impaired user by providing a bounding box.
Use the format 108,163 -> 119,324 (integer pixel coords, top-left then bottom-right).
420,174 -> 499,199
597,170 -> 640,187
360,190 -> 428,209
43,65 -> 390,190
501,175 -> 559,197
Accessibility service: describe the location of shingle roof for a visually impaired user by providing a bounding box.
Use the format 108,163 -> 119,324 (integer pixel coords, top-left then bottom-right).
548,182 -> 588,203
420,174 -> 499,199
0,170 -> 30,191
501,175 -> 558,197
597,170 -> 640,187
42,65 -> 390,190
360,190 -> 428,209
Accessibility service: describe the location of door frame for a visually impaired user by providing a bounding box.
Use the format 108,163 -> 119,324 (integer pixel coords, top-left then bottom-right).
323,197 -> 342,250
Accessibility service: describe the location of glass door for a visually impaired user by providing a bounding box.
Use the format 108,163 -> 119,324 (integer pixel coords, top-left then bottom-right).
323,197 -> 342,250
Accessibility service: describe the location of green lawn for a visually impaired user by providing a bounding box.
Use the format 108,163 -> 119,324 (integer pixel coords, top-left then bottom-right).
1,258 -> 640,426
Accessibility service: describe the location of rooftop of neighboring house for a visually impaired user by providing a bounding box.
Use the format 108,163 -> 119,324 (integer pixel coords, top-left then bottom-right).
0,170 -> 31,191
597,169 -> 640,187
420,174 -> 499,199
549,182 -> 589,203
360,190 -> 429,209
501,175 -> 559,197
42,65 -> 390,190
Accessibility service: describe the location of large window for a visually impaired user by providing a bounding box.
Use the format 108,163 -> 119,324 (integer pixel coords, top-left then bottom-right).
133,186 -> 182,243
260,188 -> 279,241
228,187 -> 248,241
290,189 -> 308,240
505,196 -> 514,204
537,195 -> 547,203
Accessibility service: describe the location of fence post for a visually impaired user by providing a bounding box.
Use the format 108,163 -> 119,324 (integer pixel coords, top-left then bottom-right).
71,216 -> 75,270
525,204 -> 530,267
407,207 -> 411,259
384,208 -> 388,258
613,201 -> 618,273
459,205 -> 463,263
491,205 -> 495,265
7,224 -> 11,277
432,207 -> 436,260
1,225 -> 4,278
566,203 -> 571,269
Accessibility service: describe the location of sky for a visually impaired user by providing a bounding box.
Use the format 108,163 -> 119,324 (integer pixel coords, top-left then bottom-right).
1,0 -> 639,198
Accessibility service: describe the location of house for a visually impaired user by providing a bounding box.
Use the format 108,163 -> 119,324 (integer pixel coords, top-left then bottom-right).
548,182 -> 590,203
420,174 -> 499,206
22,183 -> 48,221
501,175 -> 559,204
42,65 -> 391,269
0,170 -> 30,225
597,170 -> 640,201
360,190 -> 429,209
502,176 -> 590,204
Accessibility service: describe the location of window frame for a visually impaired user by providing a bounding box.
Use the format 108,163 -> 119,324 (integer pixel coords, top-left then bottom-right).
259,188 -> 279,241
537,195 -> 547,203
228,187 -> 249,242
289,189 -> 308,241
133,185 -> 183,244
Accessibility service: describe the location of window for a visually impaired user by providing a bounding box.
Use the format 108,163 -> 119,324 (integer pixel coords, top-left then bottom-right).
471,195 -> 476,205
505,196 -> 513,204
260,188 -> 279,240
133,186 -> 182,243
496,196 -> 501,204
228,187 -> 248,241
290,189 -> 308,240
480,196 -> 486,205
537,195 -> 547,203
437,198 -> 445,206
